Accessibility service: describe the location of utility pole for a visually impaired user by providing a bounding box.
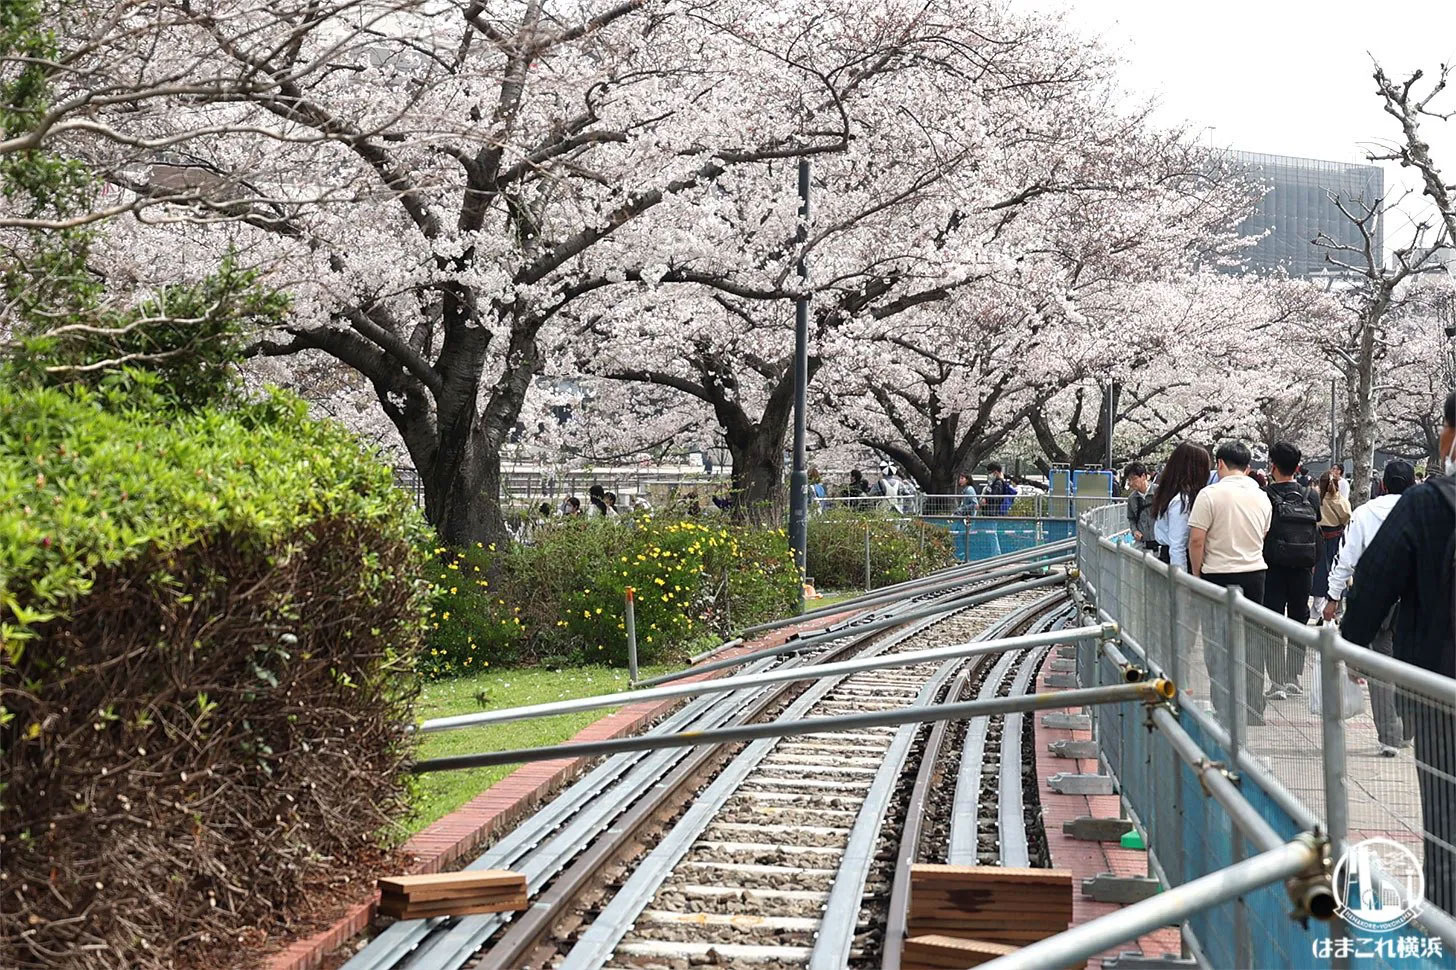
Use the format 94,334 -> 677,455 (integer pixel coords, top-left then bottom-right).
1104,381 -> 1115,473
788,159 -> 810,610
1329,376 -> 1338,467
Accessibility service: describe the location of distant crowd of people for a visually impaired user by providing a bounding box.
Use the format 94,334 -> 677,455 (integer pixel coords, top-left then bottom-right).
1123,394 -> 1455,914
836,460 -> 1028,516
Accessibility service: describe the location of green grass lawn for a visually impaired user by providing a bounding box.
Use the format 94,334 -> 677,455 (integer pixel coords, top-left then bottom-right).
807,589 -> 869,611
403,664 -> 673,837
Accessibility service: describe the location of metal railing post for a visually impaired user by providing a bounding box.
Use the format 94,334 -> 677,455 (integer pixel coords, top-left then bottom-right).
625,587 -> 639,684
1225,585 -> 1251,970
1166,564 -> 1186,891
1225,586 -> 1246,766
1318,624 -> 1352,967
864,521 -> 872,590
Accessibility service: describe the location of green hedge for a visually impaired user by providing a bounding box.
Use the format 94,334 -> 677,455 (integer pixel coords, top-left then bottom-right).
0,382 -> 431,970
805,507 -> 956,589
423,517 -> 800,677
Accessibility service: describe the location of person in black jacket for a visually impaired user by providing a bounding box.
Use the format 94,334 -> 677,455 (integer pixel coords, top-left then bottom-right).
1340,391 -> 1456,915
1261,441 -> 1322,699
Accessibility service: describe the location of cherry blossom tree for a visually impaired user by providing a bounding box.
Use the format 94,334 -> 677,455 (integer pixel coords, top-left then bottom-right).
1310,193 -> 1448,505
48,0 -> 1013,543
551,8 -> 1259,503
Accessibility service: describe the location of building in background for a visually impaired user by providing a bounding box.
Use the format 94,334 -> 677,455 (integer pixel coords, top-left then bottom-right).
1227,150 -> 1385,277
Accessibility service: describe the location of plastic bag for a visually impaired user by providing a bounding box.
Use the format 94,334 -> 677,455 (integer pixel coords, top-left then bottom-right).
1308,653 -> 1367,721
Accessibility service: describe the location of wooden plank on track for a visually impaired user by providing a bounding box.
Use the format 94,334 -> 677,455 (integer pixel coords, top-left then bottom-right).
907,864 -> 1075,950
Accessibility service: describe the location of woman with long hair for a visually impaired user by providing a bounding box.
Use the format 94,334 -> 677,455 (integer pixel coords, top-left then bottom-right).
1312,469 -> 1352,614
1150,442 -> 1213,569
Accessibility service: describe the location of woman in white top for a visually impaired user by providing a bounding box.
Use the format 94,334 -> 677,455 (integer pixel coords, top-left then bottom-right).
1148,442 -> 1213,570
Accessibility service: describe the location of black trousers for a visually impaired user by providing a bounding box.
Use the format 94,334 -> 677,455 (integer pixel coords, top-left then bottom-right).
1201,570 -> 1268,723
1408,699 -> 1456,915
1261,564 -> 1312,687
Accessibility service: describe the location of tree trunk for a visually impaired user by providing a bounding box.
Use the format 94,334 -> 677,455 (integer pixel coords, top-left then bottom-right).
417,419 -> 514,546
1346,344 -> 1379,510
727,431 -> 787,523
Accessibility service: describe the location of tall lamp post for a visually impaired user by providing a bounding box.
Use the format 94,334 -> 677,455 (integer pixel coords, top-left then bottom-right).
788,159 -> 810,610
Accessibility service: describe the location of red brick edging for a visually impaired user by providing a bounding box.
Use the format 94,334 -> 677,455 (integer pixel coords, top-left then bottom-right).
1034,663 -> 1181,969
266,614 -> 849,970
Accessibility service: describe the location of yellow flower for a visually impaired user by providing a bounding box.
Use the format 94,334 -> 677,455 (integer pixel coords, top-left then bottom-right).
594,607 -> 603,615
442,611 -> 450,620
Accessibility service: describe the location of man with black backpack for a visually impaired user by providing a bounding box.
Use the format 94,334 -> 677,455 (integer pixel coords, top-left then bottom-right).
1260,441 -> 1323,700
1340,391 -> 1456,915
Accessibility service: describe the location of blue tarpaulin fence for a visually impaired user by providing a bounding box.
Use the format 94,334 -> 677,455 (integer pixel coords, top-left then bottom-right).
924,516 -> 1075,563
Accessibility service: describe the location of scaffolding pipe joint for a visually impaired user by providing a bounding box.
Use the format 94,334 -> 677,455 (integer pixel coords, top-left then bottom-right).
1285,832 -> 1338,923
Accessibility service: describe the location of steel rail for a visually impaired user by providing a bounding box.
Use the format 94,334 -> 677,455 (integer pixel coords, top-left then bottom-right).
735,539 -> 1076,636
417,622 -> 1112,734
637,569 -> 1069,690
393,669 -> 795,970
551,603 -> 955,970
467,585 -> 958,970
945,648 -> 1017,865
340,657 -> 788,970
881,662 -> 973,970
413,681 -> 1172,773
809,593 -> 1071,970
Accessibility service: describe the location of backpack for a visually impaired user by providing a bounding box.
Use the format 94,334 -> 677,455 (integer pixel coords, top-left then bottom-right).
1266,485 -> 1319,568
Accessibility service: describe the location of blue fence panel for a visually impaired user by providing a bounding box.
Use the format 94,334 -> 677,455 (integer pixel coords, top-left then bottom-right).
928,517 -> 1075,563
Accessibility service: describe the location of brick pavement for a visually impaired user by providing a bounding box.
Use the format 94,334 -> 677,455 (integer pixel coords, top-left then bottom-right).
267,613 -> 851,970
1035,664 -> 1183,970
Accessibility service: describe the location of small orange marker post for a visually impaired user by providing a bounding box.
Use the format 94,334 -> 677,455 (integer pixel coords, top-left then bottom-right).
625,587 -> 638,683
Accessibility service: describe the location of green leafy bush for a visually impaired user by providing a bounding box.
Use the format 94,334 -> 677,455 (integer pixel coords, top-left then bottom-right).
805,507 -> 955,589
0,382 -> 431,970
421,516 -> 800,677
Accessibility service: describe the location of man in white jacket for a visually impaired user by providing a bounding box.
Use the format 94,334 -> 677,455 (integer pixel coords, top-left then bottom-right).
1322,459 -> 1416,755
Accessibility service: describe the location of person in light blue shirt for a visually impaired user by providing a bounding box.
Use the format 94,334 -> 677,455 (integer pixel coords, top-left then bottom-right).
954,473 -> 978,516
1148,442 -> 1213,570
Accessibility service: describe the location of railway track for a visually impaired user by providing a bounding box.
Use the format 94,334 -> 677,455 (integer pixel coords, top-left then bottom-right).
344,553 -> 1075,970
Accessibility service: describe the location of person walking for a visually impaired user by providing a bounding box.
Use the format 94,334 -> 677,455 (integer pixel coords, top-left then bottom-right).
1323,459 -> 1417,755
847,468 -> 870,500
1260,441 -> 1323,700
1312,470 -> 1352,616
1339,392 -> 1456,914
1188,441 -> 1273,725
1123,461 -> 1157,551
982,462 -> 1017,516
955,472 -> 978,517
1148,442 -> 1212,570
1332,462 -> 1350,501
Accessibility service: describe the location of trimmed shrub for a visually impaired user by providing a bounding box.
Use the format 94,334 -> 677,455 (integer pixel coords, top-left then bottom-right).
0,383 -> 431,970
421,516 -> 800,677
805,507 -> 955,589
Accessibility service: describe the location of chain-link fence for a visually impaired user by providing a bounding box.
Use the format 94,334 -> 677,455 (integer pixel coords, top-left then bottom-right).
1075,501 -> 1456,967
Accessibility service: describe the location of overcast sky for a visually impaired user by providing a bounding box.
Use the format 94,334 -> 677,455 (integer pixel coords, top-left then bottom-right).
1023,0 -> 1456,245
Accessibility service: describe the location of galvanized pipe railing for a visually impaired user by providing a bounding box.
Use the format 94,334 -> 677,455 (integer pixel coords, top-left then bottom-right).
414,680 -> 1173,773
418,622 -> 1114,733
635,569 -> 1072,690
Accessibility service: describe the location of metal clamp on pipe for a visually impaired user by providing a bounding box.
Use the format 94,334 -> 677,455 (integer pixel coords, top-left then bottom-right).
1284,832 -> 1337,923
1101,636 -> 1148,684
